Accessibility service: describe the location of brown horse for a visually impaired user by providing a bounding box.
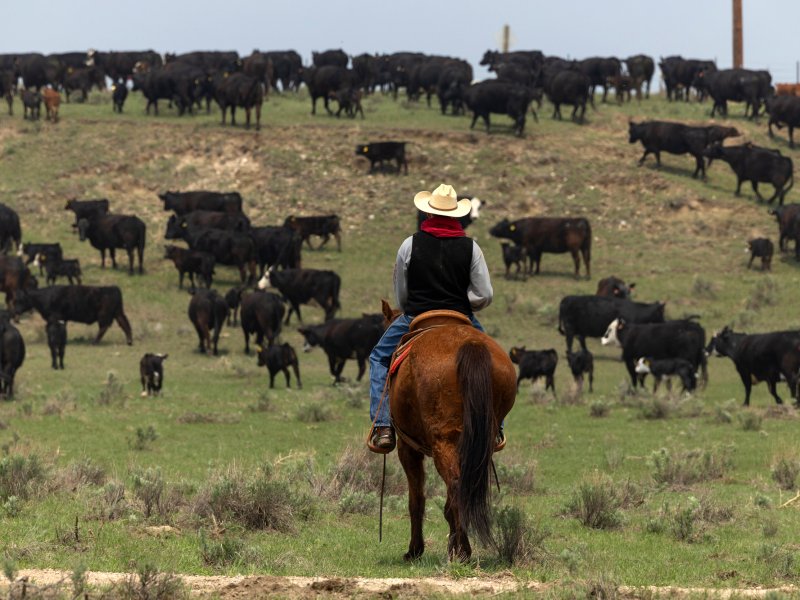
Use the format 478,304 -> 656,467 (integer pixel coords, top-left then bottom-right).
381,301 -> 517,561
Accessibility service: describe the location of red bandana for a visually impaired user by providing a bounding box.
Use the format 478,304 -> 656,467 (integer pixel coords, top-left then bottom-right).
419,215 -> 466,238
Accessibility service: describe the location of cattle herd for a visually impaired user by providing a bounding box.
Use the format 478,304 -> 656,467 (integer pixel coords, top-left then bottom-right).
0,45 -> 799,409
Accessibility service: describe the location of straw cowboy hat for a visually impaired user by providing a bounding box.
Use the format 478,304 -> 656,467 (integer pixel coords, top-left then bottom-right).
414,184 -> 472,218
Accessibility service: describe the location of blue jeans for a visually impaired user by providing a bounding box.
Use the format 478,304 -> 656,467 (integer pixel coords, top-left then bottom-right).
369,313 -> 484,427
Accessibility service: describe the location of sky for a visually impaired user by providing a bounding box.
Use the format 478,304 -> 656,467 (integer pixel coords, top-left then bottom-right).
4,0 -> 800,84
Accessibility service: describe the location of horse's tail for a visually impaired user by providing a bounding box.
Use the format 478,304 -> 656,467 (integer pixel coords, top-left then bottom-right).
456,340 -> 495,548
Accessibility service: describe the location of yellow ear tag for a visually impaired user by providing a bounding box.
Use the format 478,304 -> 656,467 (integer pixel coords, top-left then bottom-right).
510,225 -> 516,231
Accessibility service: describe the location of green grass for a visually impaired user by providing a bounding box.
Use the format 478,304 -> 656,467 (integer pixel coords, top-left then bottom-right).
1,87 -> 800,588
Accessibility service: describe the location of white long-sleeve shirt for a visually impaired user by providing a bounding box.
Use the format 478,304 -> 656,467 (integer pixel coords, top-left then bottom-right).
393,235 -> 493,313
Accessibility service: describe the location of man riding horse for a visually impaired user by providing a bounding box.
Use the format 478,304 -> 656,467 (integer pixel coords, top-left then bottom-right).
368,183 -> 502,453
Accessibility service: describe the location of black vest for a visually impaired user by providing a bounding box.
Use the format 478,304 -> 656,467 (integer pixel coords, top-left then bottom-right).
404,232 -> 473,317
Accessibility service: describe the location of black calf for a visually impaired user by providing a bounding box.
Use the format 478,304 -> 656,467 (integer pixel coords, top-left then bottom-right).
140,353 -> 168,396
46,318 -> 66,370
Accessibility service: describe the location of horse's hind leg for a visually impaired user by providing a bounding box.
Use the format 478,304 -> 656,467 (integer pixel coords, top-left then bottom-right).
398,443 -> 426,561
432,447 -> 471,561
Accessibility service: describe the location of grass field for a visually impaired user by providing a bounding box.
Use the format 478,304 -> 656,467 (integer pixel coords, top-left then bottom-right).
2,87 -> 800,594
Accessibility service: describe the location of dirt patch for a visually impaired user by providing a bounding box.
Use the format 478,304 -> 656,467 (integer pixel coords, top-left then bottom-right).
2,570 -> 799,598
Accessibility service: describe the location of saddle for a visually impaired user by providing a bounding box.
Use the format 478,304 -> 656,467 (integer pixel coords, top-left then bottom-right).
389,310 -> 471,375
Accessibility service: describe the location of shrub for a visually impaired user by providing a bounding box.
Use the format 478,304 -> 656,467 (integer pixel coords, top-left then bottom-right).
131,468 -> 165,519
320,444 -> 405,499
771,453 -> 800,491
98,481 -> 128,520
691,275 -> 717,299
129,425 -> 158,450
62,457 -> 106,488
338,490 -> 377,515
639,397 -> 672,420
118,563 -> 187,600
559,384 -> 584,406
296,403 -> 334,423
758,543 -> 796,578
649,446 -> 733,487
738,411 -> 763,432
762,517 -> 779,538
248,393 -> 273,413
563,472 -> 621,529
0,454 -> 45,500
193,464 -> 312,532
590,400 -> 610,418
96,372 -> 126,406
746,276 -> 778,311
199,531 -> 247,567
494,505 -> 549,566
494,460 -> 536,494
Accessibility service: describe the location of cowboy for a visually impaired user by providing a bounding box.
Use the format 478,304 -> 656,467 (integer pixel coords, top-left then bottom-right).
368,183 -> 497,453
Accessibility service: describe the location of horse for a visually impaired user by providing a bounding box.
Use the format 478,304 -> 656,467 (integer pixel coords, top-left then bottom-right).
379,300 -> 517,561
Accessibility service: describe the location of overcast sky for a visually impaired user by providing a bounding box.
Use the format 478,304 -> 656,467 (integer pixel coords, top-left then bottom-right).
4,0 -> 799,83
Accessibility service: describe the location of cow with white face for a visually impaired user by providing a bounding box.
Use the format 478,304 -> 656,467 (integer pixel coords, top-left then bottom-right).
601,317 -> 708,389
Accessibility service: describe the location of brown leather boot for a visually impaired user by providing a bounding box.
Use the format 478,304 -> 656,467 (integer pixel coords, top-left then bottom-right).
494,430 -> 506,452
368,426 -> 396,454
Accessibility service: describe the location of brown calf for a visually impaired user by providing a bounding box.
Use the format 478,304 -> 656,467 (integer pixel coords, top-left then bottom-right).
42,88 -> 60,123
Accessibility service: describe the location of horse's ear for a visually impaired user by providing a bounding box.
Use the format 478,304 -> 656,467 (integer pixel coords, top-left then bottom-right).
381,299 -> 394,321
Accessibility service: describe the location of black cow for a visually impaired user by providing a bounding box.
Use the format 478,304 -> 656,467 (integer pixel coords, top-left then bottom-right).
297,314 -> 385,383
258,268 -> 341,323
188,289 -> 228,355
704,143 -> 794,205
501,242 -> 526,279
78,213 -> 146,274
257,342 -> 301,389
706,327 -> 800,406
464,80 -> 532,136
165,211 -> 250,239
0,316 -> 24,398
625,54 -> 655,98
182,227 -> 257,283
41,257 -> 82,286
14,285 -> 133,345
0,256 -> 36,314
240,290 -> 285,354
313,49 -> 348,69
87,49 -> 163,83
0,70 -> 15,116
242,50 -> 274,91
63,67 -> 104,102
767,95 -> 800,148
596,276 -> 635,299
283,215 -> 341,251
628,121 -> 740,178
545,69 -> 591,123
509,347 -> 558,395
355,142 -> 408,175
46,317 -> 66,370
224,287 -> 242,326
329,87 -> 363,119
0,205 -> 21,254
659,56 -> 716,101
558,295 -> 665,353
578,57 -> 621,103
769,204 -> 800,251
112,81 -> 128,113
138,354 -> 167,397
601,318 -> 707,390
164,245 -> 215,289
64,198 -> 109,229
21,90 -> 41,120
635,357 -> 697,393
489,217 -> 592,278
696,68 -> 772,119
159,191 -> 243,215
263,50 -> 302,91
19,243 -> 61,273
215,72 -> 264,130
303,66 -> 355,115
250,226 -> 302,272
746,238 -> 773,270
566,349 -> 594,392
